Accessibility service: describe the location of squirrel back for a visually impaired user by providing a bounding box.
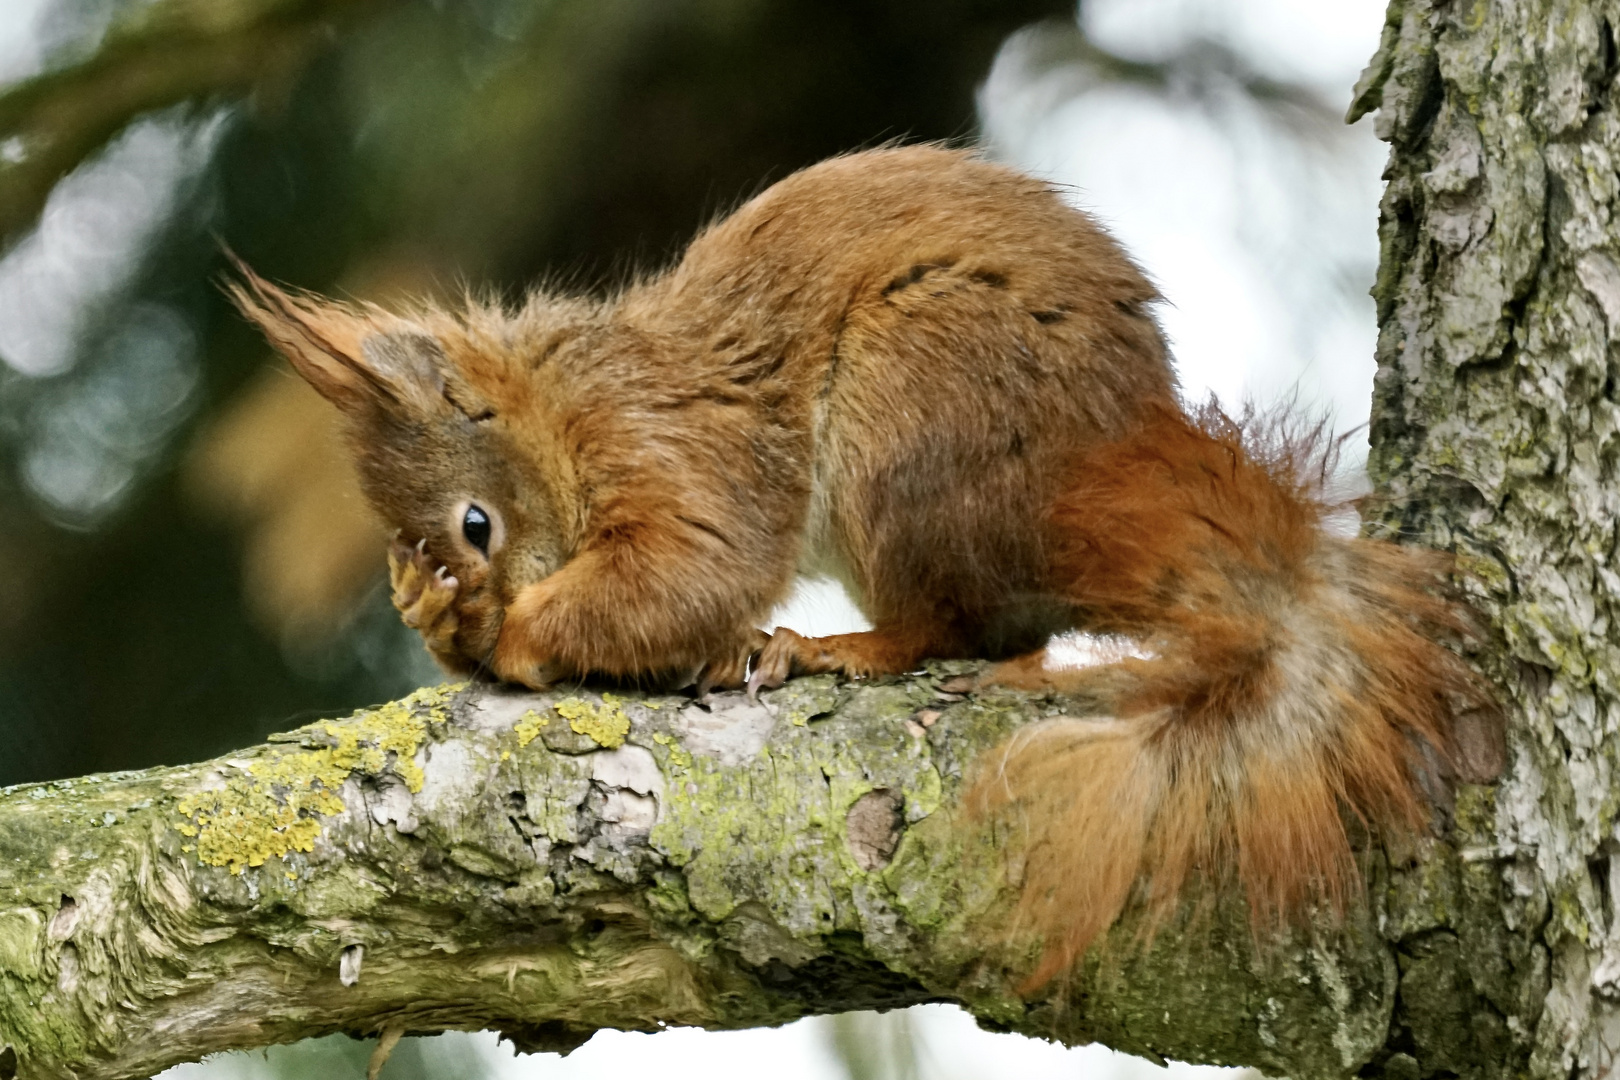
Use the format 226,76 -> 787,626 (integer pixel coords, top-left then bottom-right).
230,145 -> 1488,985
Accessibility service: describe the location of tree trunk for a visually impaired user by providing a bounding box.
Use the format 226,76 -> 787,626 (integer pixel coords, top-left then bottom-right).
1353,0 -> 1620,1076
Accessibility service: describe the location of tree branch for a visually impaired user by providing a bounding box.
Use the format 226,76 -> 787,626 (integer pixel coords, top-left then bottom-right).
0,669 -> 1436,1080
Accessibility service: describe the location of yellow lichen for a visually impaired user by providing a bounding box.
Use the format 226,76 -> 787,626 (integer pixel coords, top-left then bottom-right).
174,684 -> 455,874
514,709 -> 549,748
651,730 -> 693,770
556,693 -> 630,748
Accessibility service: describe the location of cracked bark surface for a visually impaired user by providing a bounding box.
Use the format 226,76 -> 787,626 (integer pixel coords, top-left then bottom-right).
1355,0 -> 1620,1075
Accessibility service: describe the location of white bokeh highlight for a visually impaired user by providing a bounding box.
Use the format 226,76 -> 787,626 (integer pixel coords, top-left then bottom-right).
0,0 -> 53,85
0,110 -> 225,378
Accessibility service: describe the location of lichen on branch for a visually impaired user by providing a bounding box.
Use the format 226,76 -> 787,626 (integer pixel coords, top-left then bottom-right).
175,685 -> 445,874
0,666 -> 1466,1080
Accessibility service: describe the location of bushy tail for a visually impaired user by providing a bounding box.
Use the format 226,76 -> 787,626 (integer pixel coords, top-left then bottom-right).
974,404 -> 1488,987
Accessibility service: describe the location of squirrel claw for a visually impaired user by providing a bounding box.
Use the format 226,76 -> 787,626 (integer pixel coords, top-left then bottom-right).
387,536 -> 461,655
698,629 -> 771,697
746,627 -> 806,699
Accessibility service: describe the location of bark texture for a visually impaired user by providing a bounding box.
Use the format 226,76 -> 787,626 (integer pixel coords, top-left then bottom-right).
0,672 -> 1405,1080
1356,0 -> 1620,1075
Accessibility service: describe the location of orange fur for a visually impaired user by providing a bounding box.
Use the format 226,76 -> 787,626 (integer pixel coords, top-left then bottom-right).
229,146 -> 1488,986
977,406 -> 1483,984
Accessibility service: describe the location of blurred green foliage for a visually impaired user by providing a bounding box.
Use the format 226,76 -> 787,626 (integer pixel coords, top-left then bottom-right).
181,1030 -> 491,1079
0,0 -> 1071,787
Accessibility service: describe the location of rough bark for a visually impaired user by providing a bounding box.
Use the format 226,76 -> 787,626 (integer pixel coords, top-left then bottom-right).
1354,0 -> 1620,1076
1,672 -> 1411,1080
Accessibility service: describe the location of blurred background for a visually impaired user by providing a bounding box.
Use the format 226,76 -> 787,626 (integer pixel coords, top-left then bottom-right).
0,0 -> 1388,1075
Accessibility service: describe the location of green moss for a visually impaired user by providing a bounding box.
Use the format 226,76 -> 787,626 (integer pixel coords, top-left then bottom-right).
1553,889 -> 1591,945
0,910 -> 42,980
766,675 -> 844,727
1455,551 -> 1511,594
556,694 -> 631,748
1387,843 -> 1463,940
174,684 -> 457,874
0,906 -> 91,1067
1452,786 -> 1498,845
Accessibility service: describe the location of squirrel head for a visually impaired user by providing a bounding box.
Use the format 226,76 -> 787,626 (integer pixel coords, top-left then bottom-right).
225,262 -> 576,666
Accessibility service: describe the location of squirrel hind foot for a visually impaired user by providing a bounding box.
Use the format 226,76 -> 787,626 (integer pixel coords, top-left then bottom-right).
746,626 -> 944,698
696,628 -> 772,696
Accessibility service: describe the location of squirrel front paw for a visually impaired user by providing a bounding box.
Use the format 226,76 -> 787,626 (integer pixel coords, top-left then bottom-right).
387,535 -> 462,664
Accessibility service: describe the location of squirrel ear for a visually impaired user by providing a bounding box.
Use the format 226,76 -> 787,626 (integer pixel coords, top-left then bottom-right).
223,257 -> 448,415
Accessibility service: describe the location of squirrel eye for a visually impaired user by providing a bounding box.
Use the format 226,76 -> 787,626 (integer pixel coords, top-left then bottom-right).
462,504 -> 492,555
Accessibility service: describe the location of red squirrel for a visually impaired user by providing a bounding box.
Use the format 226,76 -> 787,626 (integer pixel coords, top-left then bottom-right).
230,145 -> 1484,984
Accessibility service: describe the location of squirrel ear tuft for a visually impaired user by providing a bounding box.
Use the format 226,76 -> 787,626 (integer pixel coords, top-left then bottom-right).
223,255 -> 447,414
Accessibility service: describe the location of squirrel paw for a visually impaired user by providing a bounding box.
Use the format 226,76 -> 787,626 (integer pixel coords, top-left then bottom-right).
387,535 -> 461,658
747,627 -> 933,699
696,628 -> 771,695
746,627 -> 840,698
